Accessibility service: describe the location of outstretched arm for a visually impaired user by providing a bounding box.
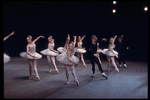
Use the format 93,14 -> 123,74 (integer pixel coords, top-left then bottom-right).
112,35 -> 117,45
80,35 -> 86,41
3,31 -> 15,41
32,35 -> 45,43
73,36 -> 77,47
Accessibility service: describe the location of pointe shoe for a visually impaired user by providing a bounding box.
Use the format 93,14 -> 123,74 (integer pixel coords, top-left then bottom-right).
55,69 -> 59,74
65,81 -> 70,85
48,70 -> 51,73
83,64 -> 87,67
74,79 -> 79,86
36,75 -> 40,81
115,68 -> 119,72
29,76 -> 32,80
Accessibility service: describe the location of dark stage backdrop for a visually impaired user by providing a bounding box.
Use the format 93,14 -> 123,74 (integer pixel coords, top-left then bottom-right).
2,1 -> 148,61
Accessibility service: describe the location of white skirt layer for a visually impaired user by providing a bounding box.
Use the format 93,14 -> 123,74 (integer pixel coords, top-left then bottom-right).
40,48 -> 58,56
57,47 -> 67,53
4,53 -> 10,63
76,48 -> 86,53
20,52 -> 42,59
56,52 -> 79,65
97,49 -> 103,53
102,49 -> 118,56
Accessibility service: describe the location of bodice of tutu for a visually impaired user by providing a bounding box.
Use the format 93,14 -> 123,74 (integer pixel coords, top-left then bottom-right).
110,45 -> 115,49
29,46 -> 36,54
51,44 -> 55,49
70,51 -> 75,57
79,42 -> 82,47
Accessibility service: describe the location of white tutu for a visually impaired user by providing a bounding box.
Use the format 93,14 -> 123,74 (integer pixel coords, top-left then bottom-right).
97,49 -> 103,53
40,48 -> 58,56
102,49 -> 118,56
20,52 -> 42,59
56,50 -> 79,65
4,53 -> 10,63
20,46 -> 42,60
57,47 -> 67,53
76,48 -> 86,53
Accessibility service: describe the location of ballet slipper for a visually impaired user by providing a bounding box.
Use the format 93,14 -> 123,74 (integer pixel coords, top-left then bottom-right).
29,76 -> 32,80
36,75 -> 40,81
65,81 -> 70,85
48,69 -> 51,73
115,68 -> 119,72
83,64 -> 87,67
74,79 -> 79,86
55,69 -> 59,74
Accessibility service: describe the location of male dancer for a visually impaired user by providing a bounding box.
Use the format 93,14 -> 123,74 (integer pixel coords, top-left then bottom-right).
89,35 -> 107,79
116,35 -> 129,68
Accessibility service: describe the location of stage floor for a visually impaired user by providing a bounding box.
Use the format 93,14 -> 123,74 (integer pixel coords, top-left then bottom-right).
4,57 -> 148,99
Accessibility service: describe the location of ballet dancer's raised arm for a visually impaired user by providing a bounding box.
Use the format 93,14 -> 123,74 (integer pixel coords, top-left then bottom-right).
32,35 -> 45,43
80,35 -> 86,42
3,31 -> 15,41
112,35 -> 117,45
73,36 -> 77,47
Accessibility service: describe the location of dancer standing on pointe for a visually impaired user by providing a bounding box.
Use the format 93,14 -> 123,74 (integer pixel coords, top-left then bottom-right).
89,35 -> 108,79
3,31 -> 15,64
40,36 -> 59,73
116,35 -> 129,68
57,36 -> 80,86
76,35 -> 87,67
102,35 -> 119,72
20,35 -> 45,81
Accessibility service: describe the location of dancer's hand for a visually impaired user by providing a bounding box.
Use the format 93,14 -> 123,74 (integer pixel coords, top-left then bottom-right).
73,36 -> 77,38
56,51 -> 59,54
102,38 -> 107,41
10,31 -> 15,36
114,35 -> 117,38
126,47 -> 129,50
32,55 -> 36,58
94,54 -> 99,58
75,63 -> 79,67
40,35 -> 45,38
116,55 -> 118,58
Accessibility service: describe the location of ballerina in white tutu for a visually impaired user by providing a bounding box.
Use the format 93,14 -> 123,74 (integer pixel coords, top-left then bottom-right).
3,31 -> 15,64
40,36 -> 59,73
57,36 -> 80,86
102,35 -> 119,72
20,35 -> 45,81
76,35 -> 86,67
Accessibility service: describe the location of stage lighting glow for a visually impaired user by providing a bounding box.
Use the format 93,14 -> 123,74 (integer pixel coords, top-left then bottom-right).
113,1 -> 116,4
144,7 -> 148,11
112,9 -> 116,13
